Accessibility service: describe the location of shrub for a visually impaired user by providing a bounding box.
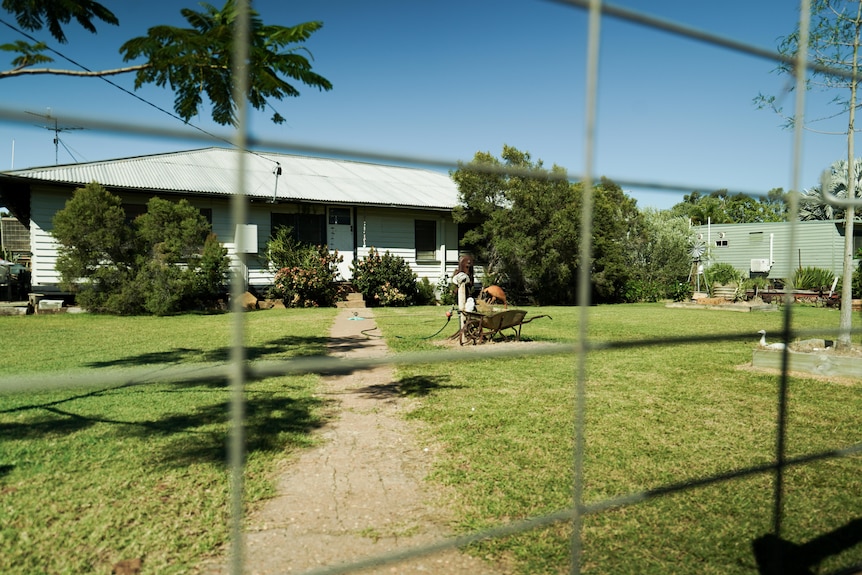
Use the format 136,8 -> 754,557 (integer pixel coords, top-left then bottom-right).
51,184 -> 230,315
271,245 -> 342,307
792,266 -> 836,290
704,262 -> 742,286
415,276 -> 437,305
351,248 -> 418,307
437,275 -> 457,306
669,281 -> 693,302
622,279 -> 665,303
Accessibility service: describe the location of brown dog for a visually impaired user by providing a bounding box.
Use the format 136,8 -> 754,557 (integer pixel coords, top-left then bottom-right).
479,285 -> 507,309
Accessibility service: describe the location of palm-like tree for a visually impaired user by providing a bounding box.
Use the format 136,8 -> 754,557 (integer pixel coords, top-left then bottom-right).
802,158 -> 862,221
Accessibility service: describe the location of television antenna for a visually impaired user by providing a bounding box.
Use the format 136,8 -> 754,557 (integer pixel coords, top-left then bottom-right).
26,108 -> 84,165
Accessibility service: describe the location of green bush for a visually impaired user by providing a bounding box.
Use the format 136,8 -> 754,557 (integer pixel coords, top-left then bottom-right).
51,184 -> 230,315
704,262 -> 742,286
351,248 -> 418,307
415,277 -> 437,305
271,245 -> 342,307
622,279 -> 665,303
792,266 -> 836,290
670,281 -> 693,302
437,275 -> 457,306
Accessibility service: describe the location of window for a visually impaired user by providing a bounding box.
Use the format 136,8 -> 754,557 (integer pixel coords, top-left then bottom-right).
272,213 -> 326,245
414,220 -> 437,261
329,208 -> 351,225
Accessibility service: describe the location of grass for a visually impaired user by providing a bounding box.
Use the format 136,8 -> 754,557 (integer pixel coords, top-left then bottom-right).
0,308 -> 337,575
0,304 -> 859,574
374,304 -> 862,574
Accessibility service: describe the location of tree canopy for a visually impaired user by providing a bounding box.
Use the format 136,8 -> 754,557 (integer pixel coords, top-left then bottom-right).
52,182 -> 229,314
668,188 -> 788,224
0,0 -> 332,125
451,146 -> 679,305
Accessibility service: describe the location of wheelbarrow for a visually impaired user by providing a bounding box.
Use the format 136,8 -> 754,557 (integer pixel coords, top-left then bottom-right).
455,309 -> 551,345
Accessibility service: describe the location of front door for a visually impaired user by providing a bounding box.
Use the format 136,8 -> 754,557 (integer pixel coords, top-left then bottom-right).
327,207 -> 354,280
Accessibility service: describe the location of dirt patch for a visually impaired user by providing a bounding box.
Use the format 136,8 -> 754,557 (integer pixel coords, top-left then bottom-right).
199,309 -> 510,575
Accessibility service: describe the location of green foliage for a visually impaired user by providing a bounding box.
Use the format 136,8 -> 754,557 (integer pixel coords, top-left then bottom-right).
351,247 -> 418,307
670,281 -> 694,302
2,1 -> 332,126
271,246 -> 342,308
437,274 -> 457,306
264,227 -> 342,307
264,226 -> 306,270
669,188 -> 789,224
1,0 -> 118,44
704,262 -> 742,286
624,209 -> 691,302
51,182 -> 229,315
802,159 -> 862,222
792,266 -> 837,290
621,279 -> 665,303
119,1 -> 333,125
415,276 -> 437,306
452,146 -> 644,304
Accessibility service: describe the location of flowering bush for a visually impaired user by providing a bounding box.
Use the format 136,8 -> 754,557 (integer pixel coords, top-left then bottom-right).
351,248 -> 418,307
272,245 -> 342,307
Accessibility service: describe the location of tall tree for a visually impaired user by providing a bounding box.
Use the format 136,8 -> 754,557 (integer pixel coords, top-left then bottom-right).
0,0 -> 332,125
757,0 -> 862,349
669,188 -> 789,224
452,146 -> 644,304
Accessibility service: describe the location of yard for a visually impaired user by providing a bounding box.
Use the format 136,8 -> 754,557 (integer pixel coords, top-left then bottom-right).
0,304 -> 859,574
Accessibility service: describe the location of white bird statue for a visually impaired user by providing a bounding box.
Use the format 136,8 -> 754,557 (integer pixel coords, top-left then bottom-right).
758,330 -> 786,350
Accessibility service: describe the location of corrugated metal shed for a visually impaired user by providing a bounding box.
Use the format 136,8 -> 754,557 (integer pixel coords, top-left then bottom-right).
6,148 -> 460,210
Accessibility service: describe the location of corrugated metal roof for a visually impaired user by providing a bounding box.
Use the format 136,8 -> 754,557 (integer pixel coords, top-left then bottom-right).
5,147 -> 460,210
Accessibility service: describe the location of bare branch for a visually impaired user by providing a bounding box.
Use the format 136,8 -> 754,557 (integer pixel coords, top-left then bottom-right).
0,63 -> 149,78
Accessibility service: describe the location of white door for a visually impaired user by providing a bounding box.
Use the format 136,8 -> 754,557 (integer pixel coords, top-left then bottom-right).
327,207 -> 354,280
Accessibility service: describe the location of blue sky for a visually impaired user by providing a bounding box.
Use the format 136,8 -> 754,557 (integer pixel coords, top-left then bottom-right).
0,1 -> 851,209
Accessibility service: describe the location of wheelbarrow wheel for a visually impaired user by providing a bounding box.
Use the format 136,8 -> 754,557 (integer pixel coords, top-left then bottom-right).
462,317 -> 483,345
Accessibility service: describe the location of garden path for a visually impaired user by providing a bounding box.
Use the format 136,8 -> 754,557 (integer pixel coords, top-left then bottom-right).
199,308 -> 509,575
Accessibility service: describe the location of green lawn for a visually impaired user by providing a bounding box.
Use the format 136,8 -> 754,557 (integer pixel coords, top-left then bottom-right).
0,304 -> 859,575
375,304 -> 862,574
0,309 -> 338,575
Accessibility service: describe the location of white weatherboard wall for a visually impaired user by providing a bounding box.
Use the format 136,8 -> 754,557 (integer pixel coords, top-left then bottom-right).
25,183 -> 461,293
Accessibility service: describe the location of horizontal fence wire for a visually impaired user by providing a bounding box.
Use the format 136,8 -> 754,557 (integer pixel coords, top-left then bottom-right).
1,0 -> 860,574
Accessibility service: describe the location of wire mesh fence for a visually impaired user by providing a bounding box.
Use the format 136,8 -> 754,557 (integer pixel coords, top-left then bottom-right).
1,1 -> 861,574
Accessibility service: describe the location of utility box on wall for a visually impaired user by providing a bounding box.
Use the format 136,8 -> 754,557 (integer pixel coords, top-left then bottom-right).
235,224 -> 258,254
750,258 -> 771,273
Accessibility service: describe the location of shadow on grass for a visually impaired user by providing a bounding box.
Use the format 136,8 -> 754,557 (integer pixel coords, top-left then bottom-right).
0,464 -> 15,479
357,374 -> 459,398
753,518 -> 862,575
0,376 -> 332,469
83,335 -> 332,368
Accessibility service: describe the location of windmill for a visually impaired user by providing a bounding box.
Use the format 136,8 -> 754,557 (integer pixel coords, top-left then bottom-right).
26,108 -> 83,165
688,234 -> 706,293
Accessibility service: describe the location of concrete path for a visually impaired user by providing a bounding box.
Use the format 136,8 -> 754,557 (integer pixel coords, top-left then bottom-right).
200,308 -> 508,575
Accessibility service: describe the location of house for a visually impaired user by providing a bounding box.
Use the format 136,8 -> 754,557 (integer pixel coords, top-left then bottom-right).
692,220 -> 862,281
0,147 -> 468,295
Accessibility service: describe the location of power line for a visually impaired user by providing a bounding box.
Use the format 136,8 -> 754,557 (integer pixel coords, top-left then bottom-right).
0,16 -> 282,166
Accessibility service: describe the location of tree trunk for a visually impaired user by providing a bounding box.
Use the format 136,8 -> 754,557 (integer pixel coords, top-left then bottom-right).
838,3 -> 862,350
